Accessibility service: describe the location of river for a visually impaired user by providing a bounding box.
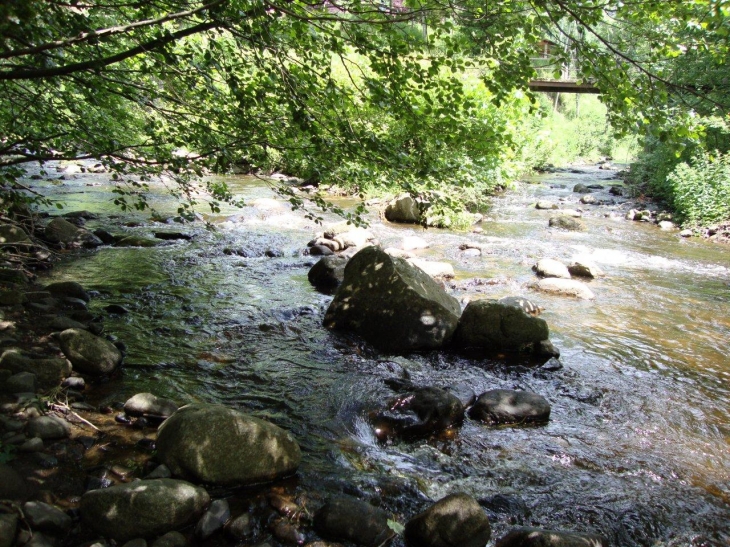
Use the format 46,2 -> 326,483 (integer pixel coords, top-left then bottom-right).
33,164 -> 730,546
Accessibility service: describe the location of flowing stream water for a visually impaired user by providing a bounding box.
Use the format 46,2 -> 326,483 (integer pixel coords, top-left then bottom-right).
32,165 -> 730,546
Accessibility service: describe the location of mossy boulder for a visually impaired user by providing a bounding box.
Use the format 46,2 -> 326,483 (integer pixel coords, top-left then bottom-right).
155,404 -> 301,486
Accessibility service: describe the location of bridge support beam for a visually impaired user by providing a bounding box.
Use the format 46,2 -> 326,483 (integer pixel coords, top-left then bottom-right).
528,80 -> 600,94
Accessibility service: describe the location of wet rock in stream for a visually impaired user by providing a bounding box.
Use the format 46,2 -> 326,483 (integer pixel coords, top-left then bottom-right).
454,298 -> 551,354
469,389 -> 551,425
496,527 -> 609,547
549,216 -> 586,231
372,380 -> 465,440
308,255 -> 348,291
532,278 -> 596,300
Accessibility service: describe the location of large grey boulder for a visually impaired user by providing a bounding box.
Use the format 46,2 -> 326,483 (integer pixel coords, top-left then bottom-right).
0,349 -> 71,389
404,493 -> 491,547
533,278 -> 595,300
384,194 -> 422,224
308,256 -> 348,291
454,299 -> 549,353
155,404 -> 301,486
549,216 -> 586,231
469,389 -> 551,425
496,527 -> 608,546
534,259 -> 570,279
314,496 -> 391,547
58,328 -> 122,375
80,479 -> 209,541
124,393 -> 178,420
324,246 -> 461,353
43,218 -> 102,248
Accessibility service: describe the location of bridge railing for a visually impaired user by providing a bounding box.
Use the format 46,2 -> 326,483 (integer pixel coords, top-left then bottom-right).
529,57 -> 581,81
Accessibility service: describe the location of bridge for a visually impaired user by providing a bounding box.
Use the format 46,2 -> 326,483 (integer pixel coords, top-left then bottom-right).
528,80 -> 600,93
527,57 -> 600,94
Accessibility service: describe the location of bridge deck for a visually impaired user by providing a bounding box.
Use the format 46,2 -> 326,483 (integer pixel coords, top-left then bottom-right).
528,80 -> 600,93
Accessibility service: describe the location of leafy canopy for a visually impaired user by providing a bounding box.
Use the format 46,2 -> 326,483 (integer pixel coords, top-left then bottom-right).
0,0 -> 726,218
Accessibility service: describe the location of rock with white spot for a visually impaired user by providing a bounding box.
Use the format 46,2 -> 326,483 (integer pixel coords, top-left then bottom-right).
324,246 -> 461,353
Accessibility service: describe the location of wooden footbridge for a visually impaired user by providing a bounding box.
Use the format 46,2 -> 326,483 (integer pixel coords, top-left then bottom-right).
527,57 -> 599,93
528,79 -> 600,93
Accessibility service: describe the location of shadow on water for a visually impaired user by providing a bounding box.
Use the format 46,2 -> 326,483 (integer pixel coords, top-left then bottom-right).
40,168 -> 730,546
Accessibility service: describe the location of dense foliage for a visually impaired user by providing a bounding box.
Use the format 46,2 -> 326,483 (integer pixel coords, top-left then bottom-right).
0,0 -> 727,223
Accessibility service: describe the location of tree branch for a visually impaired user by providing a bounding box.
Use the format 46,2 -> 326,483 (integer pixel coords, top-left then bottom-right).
0,0 -> 226,60
0,20 -> 219,81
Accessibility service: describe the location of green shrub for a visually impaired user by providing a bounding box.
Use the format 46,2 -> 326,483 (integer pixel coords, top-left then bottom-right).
667,151 -> 730,226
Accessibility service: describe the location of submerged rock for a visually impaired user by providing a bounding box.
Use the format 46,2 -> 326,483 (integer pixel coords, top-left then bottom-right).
58,328 -> 123,375
155,404 -> 301,485
115,235 -> 161,247
314,496 -> 391,547
533,278 -> 595,300
469,389 -> 551,425
496,527 -> 609,546
80,479 -> 209,541
454,299 -> 550,353
549,216 -> 586,231
405,493 -> 491,547
308,255 -> 348,291
324,246 -> 461,353
373,383 -> 465,440
572,184 -> 591,194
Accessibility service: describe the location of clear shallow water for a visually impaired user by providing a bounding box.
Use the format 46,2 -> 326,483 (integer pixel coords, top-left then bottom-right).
33,164 -> 730,546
